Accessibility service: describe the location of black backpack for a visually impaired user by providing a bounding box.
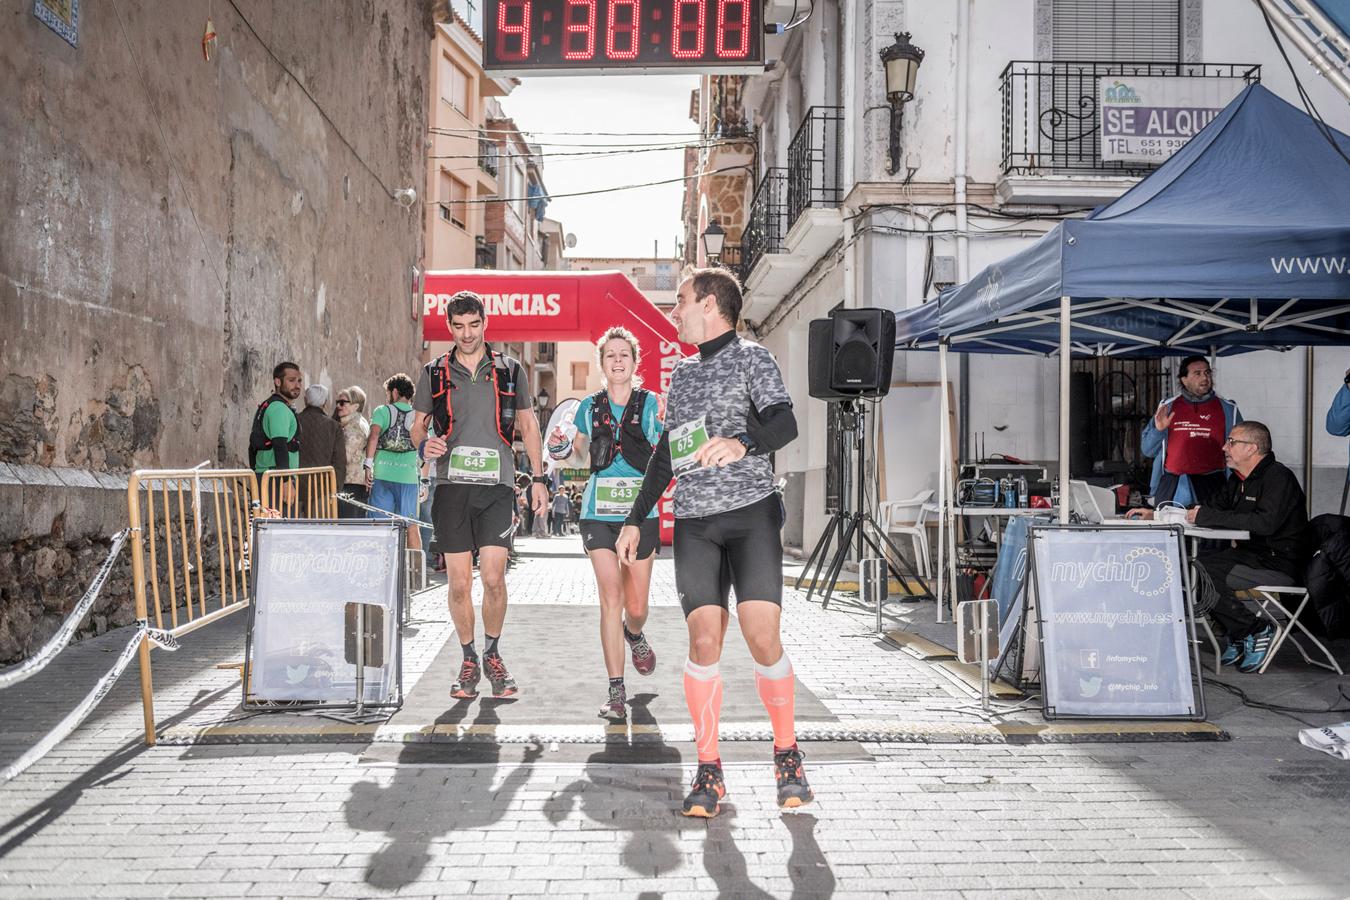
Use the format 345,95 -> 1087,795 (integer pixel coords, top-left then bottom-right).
376,404 -> 416,453
248,394 -> 299,469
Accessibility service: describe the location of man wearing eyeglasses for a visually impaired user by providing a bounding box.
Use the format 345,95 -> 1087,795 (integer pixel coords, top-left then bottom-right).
1141,355 -> 1242,507
1131,421 -> 1307,672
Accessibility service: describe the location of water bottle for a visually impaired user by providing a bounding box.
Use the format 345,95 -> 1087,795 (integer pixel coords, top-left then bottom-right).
1017,476 -> 1028,508
1001,477 -> 1015,508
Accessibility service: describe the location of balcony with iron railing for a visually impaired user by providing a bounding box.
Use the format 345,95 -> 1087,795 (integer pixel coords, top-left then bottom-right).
736,106 -> 846,320
475,237 -> 496,269
478,129 -> 499,178
741,168 -> 788,281
998,60 -> 1259,203
786,106 -> 844,228
719,244 -> 743,282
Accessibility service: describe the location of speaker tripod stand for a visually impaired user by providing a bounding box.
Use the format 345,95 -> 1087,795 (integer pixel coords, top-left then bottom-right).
795,400 -> 932,610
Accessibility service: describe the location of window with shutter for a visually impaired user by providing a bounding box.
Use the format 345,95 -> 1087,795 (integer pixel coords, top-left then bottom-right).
1051,0 -> 1181,62
1039,0 -> 1181,170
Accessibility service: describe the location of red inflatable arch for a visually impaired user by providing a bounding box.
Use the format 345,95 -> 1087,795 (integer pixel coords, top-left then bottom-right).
422,270 -> 693,542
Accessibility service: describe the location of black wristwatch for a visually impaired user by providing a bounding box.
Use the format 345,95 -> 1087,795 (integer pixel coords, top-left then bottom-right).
532,474 -> 549,484
734,433 -> 756,454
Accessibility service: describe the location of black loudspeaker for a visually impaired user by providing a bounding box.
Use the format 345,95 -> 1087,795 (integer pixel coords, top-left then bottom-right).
808,319 -> 855,401
831,308 -> 895,395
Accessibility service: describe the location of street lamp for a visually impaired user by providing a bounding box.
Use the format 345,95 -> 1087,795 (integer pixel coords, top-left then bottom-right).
537,387 -> 551,413
701,220 -> 726,265
880,32 -> 924,176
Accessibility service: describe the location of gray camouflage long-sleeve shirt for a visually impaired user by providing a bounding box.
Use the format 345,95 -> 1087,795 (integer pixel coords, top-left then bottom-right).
663,335 -> 792,518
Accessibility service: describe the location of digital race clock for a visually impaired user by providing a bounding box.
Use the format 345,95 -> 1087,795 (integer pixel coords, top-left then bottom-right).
483,0 -> 765,74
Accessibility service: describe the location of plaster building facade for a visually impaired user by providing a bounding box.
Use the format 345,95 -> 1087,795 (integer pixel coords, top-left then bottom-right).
0,1 -> 434,662
420,1 -> 573,436
684,0 -> 1350,554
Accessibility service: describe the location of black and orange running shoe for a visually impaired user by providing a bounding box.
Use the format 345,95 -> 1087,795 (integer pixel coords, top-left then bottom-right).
773,746 -> 813,809
484,654 -> 518,698
451,658 -> 481,700
681,762 -> 727,818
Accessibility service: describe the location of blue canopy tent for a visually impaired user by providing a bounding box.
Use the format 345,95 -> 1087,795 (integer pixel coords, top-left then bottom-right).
927,84 -> 1350,525
896,84 -> 1350,617
941,85 -> 1350,341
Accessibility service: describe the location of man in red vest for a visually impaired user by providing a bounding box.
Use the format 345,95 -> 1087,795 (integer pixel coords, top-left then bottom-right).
1141,356 -> 1242,508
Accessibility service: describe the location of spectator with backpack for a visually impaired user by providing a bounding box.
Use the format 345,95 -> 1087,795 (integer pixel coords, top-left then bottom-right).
365,373 -> 423,555
249,361 -> 303,475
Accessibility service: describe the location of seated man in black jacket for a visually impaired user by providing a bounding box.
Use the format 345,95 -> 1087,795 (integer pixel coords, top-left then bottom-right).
1190,421 -> 1307,672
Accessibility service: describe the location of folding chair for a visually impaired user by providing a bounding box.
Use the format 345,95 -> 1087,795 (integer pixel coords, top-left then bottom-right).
877,490 -> 934,578
1196,617 -> 1223,676
1247,585 -> 1344,675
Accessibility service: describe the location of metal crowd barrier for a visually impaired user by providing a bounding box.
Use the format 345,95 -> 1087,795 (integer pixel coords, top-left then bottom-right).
258,466 -> 339,519
129,467 -> 262,745
0,464 -> 347,776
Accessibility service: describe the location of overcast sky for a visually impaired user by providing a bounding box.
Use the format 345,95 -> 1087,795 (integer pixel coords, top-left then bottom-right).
499,74 -> 699,259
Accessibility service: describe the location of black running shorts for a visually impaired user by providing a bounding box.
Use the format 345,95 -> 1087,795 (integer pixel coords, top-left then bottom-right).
432,483 -> 515,554
673,492 -> 784,615
581,518 -> 660,560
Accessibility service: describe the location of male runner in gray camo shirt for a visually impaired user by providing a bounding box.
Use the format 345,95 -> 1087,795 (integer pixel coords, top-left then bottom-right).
617,267 -> 810,817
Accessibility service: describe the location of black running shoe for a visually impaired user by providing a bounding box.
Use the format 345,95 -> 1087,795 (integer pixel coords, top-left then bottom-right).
450,658 -> 481,699
682,763 -> 727,818
774,746 -> 813,809
484,654 -> 518,698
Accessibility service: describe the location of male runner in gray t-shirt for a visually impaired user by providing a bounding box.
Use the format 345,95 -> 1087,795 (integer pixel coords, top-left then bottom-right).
618,267 -> 809,817
413,292 -> 549,701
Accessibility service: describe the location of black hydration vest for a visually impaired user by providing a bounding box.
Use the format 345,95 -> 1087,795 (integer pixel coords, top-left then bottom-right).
589,388 -> 654,474
427,348 -> 523,444
247,393 -> 299,470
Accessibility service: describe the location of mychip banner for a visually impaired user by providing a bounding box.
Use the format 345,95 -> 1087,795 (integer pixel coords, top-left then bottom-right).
245,520 -> 403,708
1030,525 -> 1202,719
1100,75 -> 1246,164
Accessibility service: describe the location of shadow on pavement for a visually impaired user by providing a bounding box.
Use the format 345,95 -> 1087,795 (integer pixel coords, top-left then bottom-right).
542,693 -> 836,898
0,684 -> 238,858
342,698 -> 540,891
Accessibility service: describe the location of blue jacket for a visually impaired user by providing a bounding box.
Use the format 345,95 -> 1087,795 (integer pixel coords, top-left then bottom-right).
1326,384 -> 1350,479
1140,393 -> 1241,506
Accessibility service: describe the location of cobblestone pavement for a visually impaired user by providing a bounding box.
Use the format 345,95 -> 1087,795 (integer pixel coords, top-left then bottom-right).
2,536 -> 1349,898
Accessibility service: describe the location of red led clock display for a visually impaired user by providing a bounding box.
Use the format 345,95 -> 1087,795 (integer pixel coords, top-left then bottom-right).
484,0 -> 764,73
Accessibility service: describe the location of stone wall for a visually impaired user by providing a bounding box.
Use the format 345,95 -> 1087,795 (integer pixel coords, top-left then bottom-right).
0,1 -> 434,662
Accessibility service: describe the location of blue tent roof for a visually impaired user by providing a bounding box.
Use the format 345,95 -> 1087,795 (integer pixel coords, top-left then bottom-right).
937,84 -> 1350,352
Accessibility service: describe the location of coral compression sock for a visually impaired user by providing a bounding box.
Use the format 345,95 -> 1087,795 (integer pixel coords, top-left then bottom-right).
683,659 -> 723,764
754,653 -> 797,751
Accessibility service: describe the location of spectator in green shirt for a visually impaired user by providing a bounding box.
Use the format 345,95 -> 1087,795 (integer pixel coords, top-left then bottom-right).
249,361 -> 303,474
364,373 -> 424,554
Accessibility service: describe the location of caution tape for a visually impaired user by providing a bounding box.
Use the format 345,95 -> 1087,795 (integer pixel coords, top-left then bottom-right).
0,528 -> 130,691
0,619 -> 178,783
335,493 -> 431,528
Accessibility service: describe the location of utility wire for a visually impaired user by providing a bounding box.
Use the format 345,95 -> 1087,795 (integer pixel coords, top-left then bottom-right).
428,126 -> 711,137
429,129 -> 748,150
447,165 -> 751,204
225,0 -> 399,195
429,140 -> 742,162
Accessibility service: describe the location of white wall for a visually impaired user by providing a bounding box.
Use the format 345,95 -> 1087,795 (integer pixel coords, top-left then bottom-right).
902,0 -> 1037,183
